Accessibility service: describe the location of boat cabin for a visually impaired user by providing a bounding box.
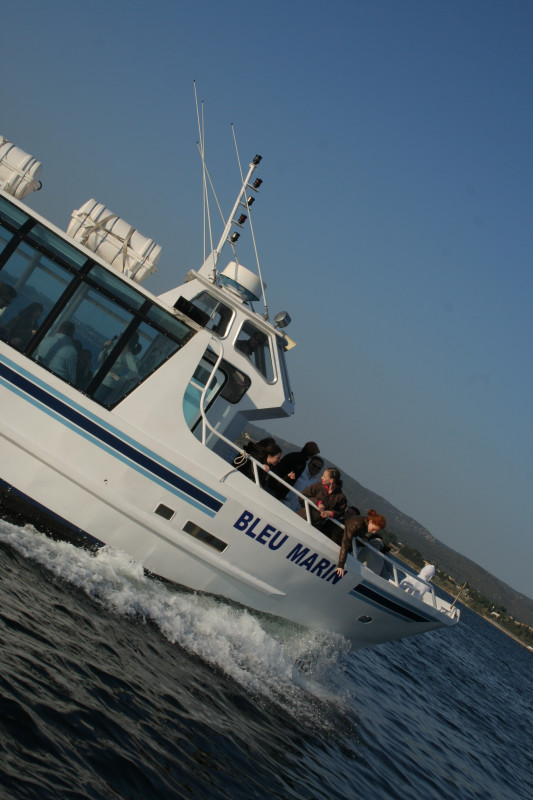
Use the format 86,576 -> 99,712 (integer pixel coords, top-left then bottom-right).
0,191 -> 294,462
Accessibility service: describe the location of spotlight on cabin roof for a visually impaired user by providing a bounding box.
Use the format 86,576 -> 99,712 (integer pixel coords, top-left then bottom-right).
274,311 -> 291,329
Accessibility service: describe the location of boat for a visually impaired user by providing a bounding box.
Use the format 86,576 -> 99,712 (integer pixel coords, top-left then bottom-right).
0,132 -> 459,649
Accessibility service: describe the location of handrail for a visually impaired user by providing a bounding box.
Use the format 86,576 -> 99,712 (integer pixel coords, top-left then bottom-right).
194,337 -> 453,617
195,337 -> 337,524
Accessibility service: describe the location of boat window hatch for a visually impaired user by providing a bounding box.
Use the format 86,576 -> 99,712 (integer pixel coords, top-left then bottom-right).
155,503 -> 175,520
183,521 -> 227,553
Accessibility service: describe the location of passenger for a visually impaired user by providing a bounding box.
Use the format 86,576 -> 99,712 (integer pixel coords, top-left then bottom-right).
74,341 -> 93,389
271,440 -> 321,500
0,282 -> 17,317
36,321 -> 78,382
334,509 -> 387,577
235,330 -> 267,357
296,467 -> 347,528
323,504 -> 363,545
233,439 -> 282,490
283,455 -> 324,512
95,332 -> 141,403
3,301 -> 43,349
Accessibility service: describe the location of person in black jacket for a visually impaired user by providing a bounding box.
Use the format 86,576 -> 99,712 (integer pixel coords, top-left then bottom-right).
270,440 -> 320,500
233,438 -> 282,491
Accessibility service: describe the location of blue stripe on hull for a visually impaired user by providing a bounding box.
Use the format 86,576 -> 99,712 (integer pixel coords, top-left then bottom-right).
350,581 -> 433,623
0,356 -> 226,516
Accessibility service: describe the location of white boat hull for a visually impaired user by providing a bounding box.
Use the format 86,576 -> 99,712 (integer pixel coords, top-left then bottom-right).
1,349 -> 457,650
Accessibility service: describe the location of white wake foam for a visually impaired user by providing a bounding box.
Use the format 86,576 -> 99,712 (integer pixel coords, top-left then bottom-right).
0,521 -> 352,719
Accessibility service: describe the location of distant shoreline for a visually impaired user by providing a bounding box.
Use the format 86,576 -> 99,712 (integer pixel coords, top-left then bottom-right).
472,608 -> 533,653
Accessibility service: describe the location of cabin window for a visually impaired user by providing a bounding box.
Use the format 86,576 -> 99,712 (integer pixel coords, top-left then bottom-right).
0,195 -> 197,406
183,358 -> 227,429
0,223 -> 15,258
183,349 -> 251,430
235,320 -> 274,381
277,339 -> 293,399
34,283 -> 137,390
87,264 -> 146,310
187,291 -> 233,336
92,318 -> 183,405
0,240 -> 77,352
27,224 -> 89,270
0,196 -> 29,230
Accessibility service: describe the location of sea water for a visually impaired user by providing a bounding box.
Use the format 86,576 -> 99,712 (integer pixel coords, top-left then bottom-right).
0,521 -> 531,800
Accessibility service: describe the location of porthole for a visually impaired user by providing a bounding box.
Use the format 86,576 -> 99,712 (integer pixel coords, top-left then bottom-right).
357,615 -> 373,624
155,503 -> 174,520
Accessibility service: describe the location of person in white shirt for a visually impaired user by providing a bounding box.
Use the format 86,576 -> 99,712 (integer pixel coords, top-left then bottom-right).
36,321 -> 78,383
283,456 -> 324,512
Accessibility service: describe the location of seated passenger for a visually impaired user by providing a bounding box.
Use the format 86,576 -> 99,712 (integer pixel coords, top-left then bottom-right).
235,329 -> 267,357
296,467 -> 347,528
334,509 -> 387,577
74,341 -> 93,389
36,321 -> 78,382
95,332 -> 141,403
0,282 -> 17,318
3,301 -> 43,349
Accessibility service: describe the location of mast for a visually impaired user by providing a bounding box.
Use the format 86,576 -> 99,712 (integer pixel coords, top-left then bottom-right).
197,155 -> 262,279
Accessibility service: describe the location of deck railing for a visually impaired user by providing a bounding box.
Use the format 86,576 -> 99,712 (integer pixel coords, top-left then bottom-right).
193,337 -> 457,619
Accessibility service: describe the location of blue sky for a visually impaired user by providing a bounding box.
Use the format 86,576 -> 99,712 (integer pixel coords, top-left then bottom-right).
2,1 -> 532,599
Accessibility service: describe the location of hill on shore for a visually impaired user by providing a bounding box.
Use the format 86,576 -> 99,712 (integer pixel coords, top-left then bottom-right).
243,424 -> 533,627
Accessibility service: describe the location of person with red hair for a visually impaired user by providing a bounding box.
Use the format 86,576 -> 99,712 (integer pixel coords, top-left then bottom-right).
335,509 -> 387,577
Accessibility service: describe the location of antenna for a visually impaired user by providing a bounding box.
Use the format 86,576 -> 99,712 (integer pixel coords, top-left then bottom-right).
194,82 -> 215,268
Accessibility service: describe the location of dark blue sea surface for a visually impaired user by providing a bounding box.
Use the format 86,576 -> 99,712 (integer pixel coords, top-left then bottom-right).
1,521 -> 531,800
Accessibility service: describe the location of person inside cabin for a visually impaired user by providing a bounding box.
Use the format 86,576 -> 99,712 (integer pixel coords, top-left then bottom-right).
36,321 -> 78,382
3,301 -> 43,349
0,282 -> 17,318
334,509 -> 387,577
296,467 -> 347,528
95,332 -> 141,403
74,340 -> 93,389
235,329 -> 267,358
283,455 -> 324,512
233,438 -> 282,491
271,440 -> 321,500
